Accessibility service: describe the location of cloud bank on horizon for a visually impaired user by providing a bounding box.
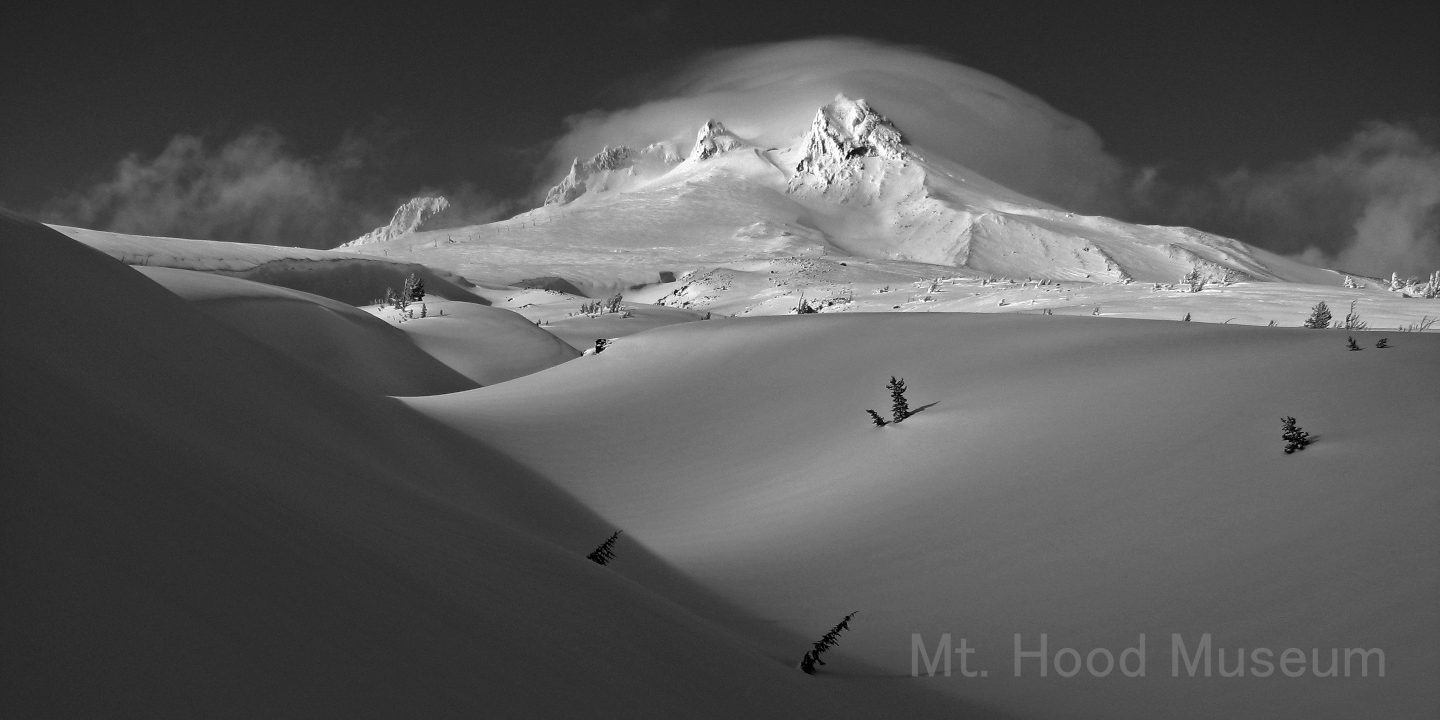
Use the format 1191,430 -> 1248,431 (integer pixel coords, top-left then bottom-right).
1134,120 -> 1440,278
36,127 -> 504,249
549,37 -> 1440,277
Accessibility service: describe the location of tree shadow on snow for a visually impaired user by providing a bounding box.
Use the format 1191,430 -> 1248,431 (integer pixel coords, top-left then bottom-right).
908,401 -> 939,417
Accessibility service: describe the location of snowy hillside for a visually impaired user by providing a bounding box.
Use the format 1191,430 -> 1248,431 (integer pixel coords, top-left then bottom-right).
4,172 -> 1436,720
411,311 -> 1440,720
52,223 -> 486,306
4,68 -> 1437,719
338,195 -> 450,248
0,211 -> 979,718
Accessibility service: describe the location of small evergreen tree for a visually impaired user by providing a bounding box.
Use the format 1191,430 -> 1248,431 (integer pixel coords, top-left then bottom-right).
1375,337 -> 1389,348
1303,301 -> 1332,329
586,530 -> 622,566
1183,312 -> 1191,322
888,377 -> 910,423
1342,300 -> 1367,330
404,272 -> 425,301
1281,416 -> 1311,454
865,409 -> 889,427
798,611 -> 859,674
604,291 -> 624,314
1346,336 -> 1361,351
1182,268 -> 1204,293
420,302 -> 428,318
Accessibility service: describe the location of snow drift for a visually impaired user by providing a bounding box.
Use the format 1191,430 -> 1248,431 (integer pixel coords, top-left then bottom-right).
411,312 -> 1440,719
0,211 -> 982,718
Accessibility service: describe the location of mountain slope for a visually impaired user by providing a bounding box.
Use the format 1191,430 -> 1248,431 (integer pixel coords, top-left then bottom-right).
0,211 -> 983,718
409,312 -> 1439,719
137,266 -> 479,395
345,95 -> 1340,298
53,223 -> 488,306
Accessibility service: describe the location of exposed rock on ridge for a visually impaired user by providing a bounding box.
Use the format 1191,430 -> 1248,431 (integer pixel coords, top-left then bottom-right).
687,120 -> 744,162
545,143 -> 681,206
341,196 -> 449,248
791,94 -> 908,188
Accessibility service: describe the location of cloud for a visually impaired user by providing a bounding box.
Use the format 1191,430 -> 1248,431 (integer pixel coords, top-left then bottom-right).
42,125 -> 494,249
542,36 -> 1127,213
411,182 -> 511,231
1135,121 -> 1440,277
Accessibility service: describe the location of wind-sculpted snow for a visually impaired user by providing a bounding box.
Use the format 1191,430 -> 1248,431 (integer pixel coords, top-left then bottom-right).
410,311 -> 1440,720
1,210 -> 984,719
138,266 -> 478,395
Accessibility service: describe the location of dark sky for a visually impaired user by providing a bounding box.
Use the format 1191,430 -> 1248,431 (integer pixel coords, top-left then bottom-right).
3,2 -> 1437,270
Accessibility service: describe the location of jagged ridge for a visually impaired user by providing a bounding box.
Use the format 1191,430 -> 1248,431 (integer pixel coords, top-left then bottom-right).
790,94 -> 908,189
341,196 -> 449,248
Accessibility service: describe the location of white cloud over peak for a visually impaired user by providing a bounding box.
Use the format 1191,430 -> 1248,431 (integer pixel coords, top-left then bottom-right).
543,36 -> 1127,213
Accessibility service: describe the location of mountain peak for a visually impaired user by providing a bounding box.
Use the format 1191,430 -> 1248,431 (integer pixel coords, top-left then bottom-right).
791,94 -> 907,186
687,120 -> 745,162
341,196 -> 449,248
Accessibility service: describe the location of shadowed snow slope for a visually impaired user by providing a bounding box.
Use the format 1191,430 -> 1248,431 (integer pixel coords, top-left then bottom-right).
138,266 -> 477,395
0,212 -> 987,718
52,223 -> 488,306
409,312 -> 1440,719
363,298 -> 582,385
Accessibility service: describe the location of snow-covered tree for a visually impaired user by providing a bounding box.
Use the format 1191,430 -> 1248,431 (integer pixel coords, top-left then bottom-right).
798,611 -> 859,674
603,291 -> 623,314
1303,301 -> 1332,329
404,272 -> 425,301
1346,336 -> 1361,351
1341,300 -> 1367,330
1182,268 -> 1205,293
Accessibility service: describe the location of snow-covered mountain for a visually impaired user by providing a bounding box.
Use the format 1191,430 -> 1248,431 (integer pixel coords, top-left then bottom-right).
339,195 -> 450,248
348,94 -> 1336,303
544,142 -> 682,206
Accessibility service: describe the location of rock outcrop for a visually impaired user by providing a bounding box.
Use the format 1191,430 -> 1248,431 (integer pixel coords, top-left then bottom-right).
341,196 -> 449,248
790,94 -> 908,189
686,120 -> 744,162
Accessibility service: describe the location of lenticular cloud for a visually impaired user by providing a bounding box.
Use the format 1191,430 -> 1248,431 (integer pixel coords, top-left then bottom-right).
544,36 -> 1127,214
